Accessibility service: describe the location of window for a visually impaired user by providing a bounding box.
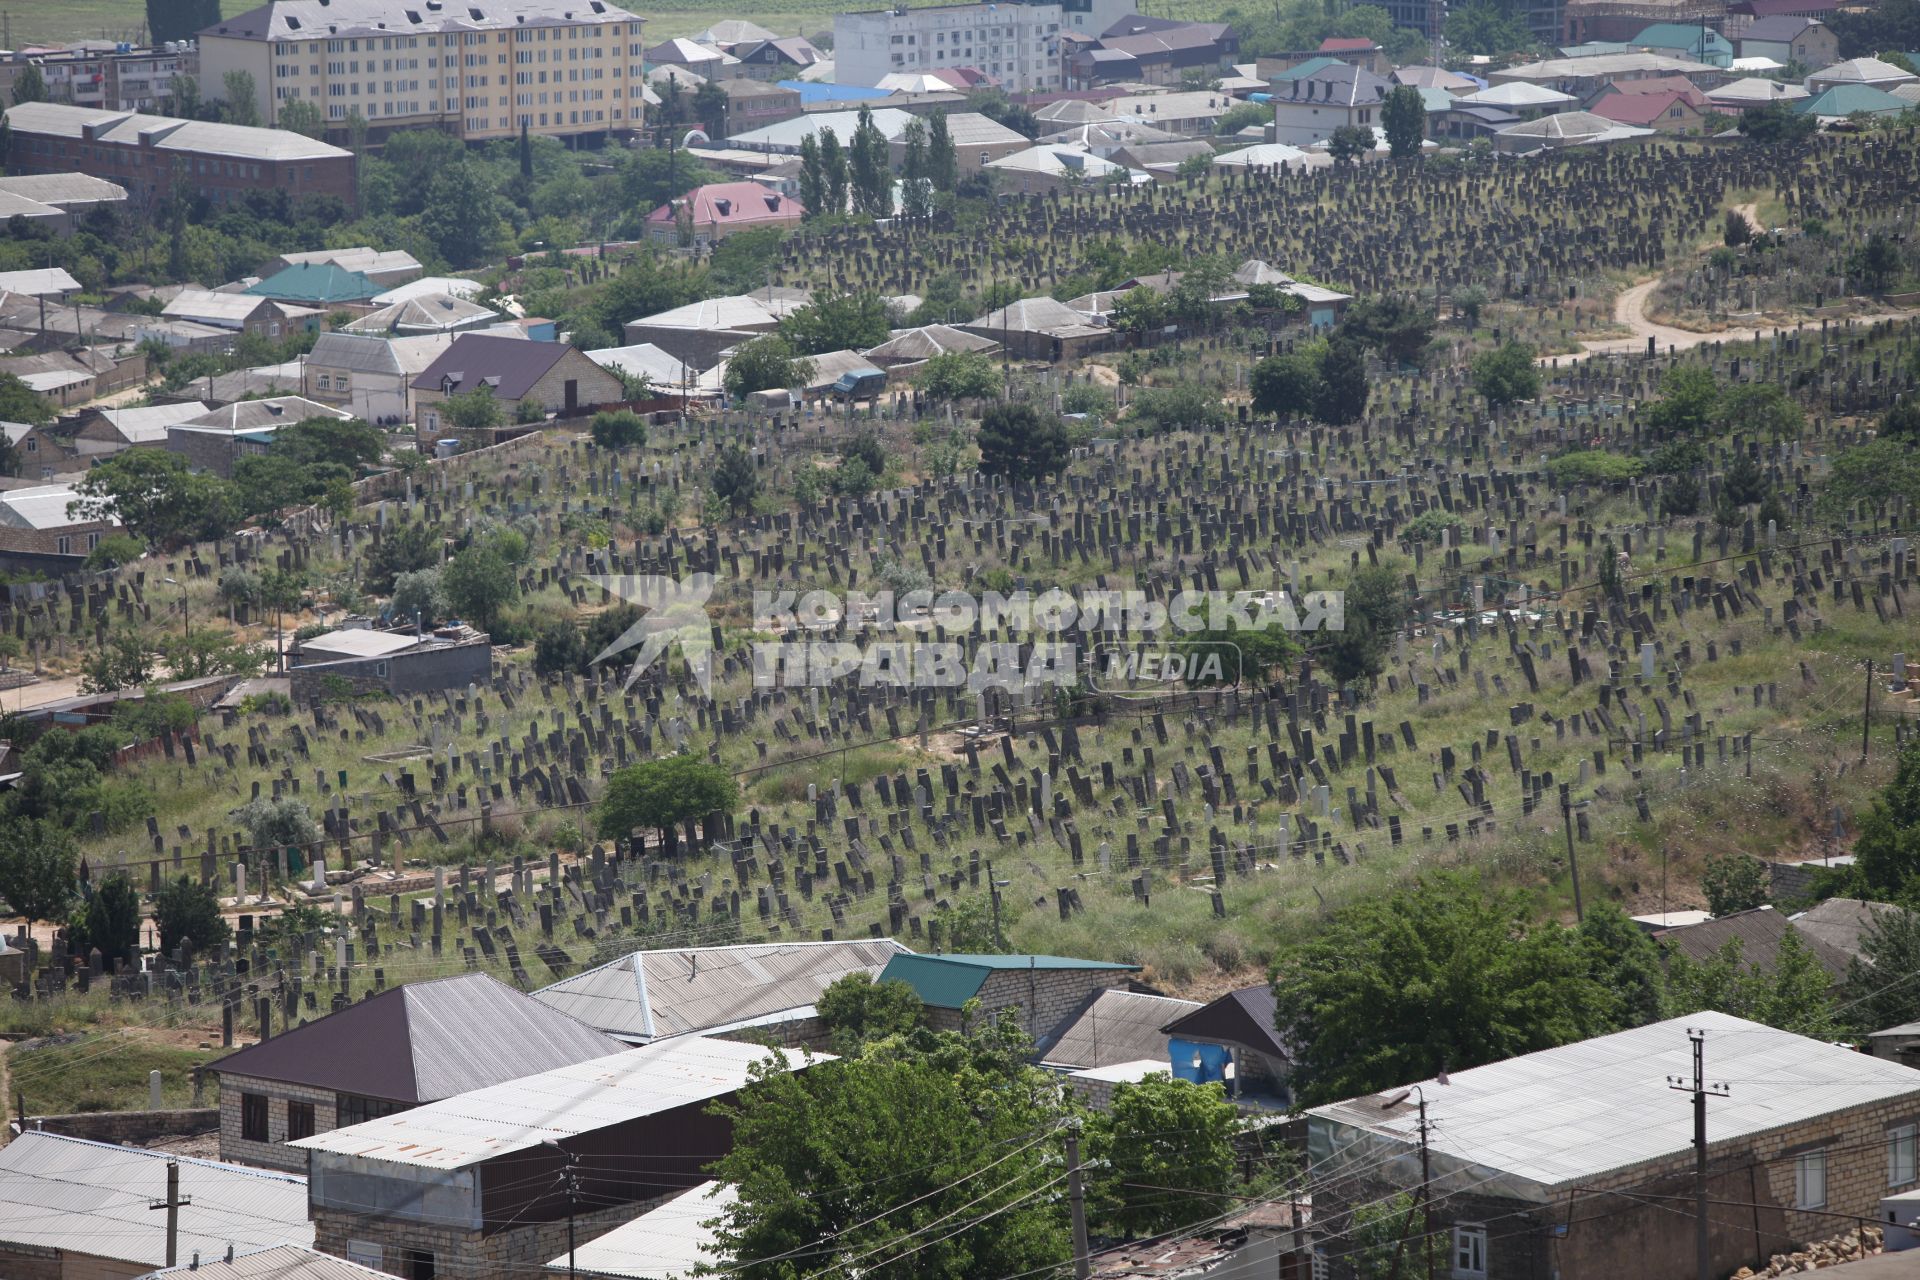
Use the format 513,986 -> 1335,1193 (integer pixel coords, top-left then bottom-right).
337,1093 -> 404,1126
55,536 -> 70,556
406,1249 -> 436,1280
241,1092 -> 269,1142
1452,1224 -> 1487,1279
1796,1149 -> 1828,1209
287,1100 -> 315,1142
347,1241 -> 384,1270
1893,1125 -> 1917,1187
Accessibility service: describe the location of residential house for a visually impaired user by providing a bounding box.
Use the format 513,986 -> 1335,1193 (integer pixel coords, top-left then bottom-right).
292,1037 -> 821,1280
962,296 -> 1113,361
196,0 -> 648,145
531,939 -> 911,1044
411,334 -> 623,441
620,293 -> 804,368
1393,63 -> 1479,90
1631,21 -> 1734,66
835,1 -> 1065,93
0,1132 -> 313,1280
1489,51 -> 1718,95
0,41 -> 198,116
305,332 -> 455,424
246,263 -> 382,309
729,36 -> 827,81
1587,86 -> 1713,130
863,323 -> 1000,366
0,482 -> 123,568
1737,16 -> 1838,68
711,78 -> 806,133
1493,108 -> 1656,150
1651,904 -> 1852,987
134,1244 -> 395,1280
873,951 -> 1140,1038
646,37 -> 739,77
1308,1012 -> 1920,1280
1212,141 -> 1326,171
1798,83 -> 1914,119
725,106 -> 1026,174
371,276 -> 485,306
1109,89 -> 1243,136
586,342 -> 708,396
694,20 -> 780,49
0,349 -> 116,408
1790,897 -> 1902,967
1160,984 -> 1294,1101
0,266 -> 82,299
1725,0 -> 1840,39
1269,63 -> 1392,145
163,288 -> 322,340
1708,75 -> 1812,108
1315,35 -> 1389,75
1807,56 -> 1918,92
1040,117 -> 1183,155
199,358 -> 307,406
0,173 -> 129,236
342,294 -> 499,338
165,395 -> 353,477
1067,21 -> 1239,88
1114,137 -> 1219,174
1455,80 -> 1582,117
289,624 -> 493,700
1036,988 -> 1199,1073
53,399 -> 213,463
984,143 -> 1134,192
3,101 -> 355,205
645,182 -> 805,249
266,248 -> 423,289
210,972 -> 623,1173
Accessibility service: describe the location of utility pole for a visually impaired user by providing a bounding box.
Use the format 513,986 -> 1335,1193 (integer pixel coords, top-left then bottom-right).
1559,784 -> 1584,922
148,1159 -> 191,1267
1066,1126 -> 1092,1280
1863,659 -> 1874,761
986,858 -> 1006,950
1668,1027 -> 1730,1280
1417,1091 -> 1434,1280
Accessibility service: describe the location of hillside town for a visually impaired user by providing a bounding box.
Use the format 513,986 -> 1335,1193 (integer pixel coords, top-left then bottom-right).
0,0 -> 1915,1277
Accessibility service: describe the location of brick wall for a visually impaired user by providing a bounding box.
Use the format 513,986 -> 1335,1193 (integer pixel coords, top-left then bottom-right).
217,1073 -> 339,1173
0,1242 -> 63,1280
977,968 -> 1131,1042
314,1194 -> 655,1280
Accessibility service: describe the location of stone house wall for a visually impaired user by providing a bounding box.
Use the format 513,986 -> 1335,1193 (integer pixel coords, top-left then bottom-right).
217,1071 -> 340,1173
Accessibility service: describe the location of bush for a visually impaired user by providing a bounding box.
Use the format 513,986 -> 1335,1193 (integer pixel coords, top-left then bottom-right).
1547,451 -> 1644,488
1402,509 -> 1465,544
1128,382 -> 1229,432
590,409 -> 647,450
235,796 -> 318,853
153,875 -> 230,955
1470,341 -> 1541,407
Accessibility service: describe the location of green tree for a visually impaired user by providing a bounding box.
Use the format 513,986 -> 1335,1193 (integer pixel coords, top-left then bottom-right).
1313,336 -> 1369,425
1701,854 -> 1768,916
692,79 -> 728,136
1820,439 -> 1920,523
153,874 -> 230,955
815,972 -> 925,1054
361,520 -> 442,595
1250,348 -> 1324,419
818,131 -> 851,219
916,351 -> 1000,402
0,372 -> 54,426
1470,341 -> 1541,407
927,110 -> 959,192
1272,872 -> 1613,1105
421,159 -> 505,268
69,872 -> 142,969
1843,907 -> 1920,1032
440,543 -> 518,632
221,70 -> 261,127
1856,741 -> 1920,894
1882,398 -> 1920,441
1579,902 -> 1668,1029
1320,562 -> 1409,685
724,334 -> 814,399
277,97 -> 325,138
1446,3 -> 1536,55
10,64 -> 47,107
711,444 -> 759,515
1663,933 -> 1841,1037
1646,365 -> 1721,438
1382,85 -> 1426,159
1340,294 -> 1434,366
707,1017 -> 1067,1280
1851,233 -> 1903,294
391,567 -> 446,625
848,106 -> 894,218
1724,208 -> 1754,247
1215,100 -> 1273,135
597,754 -> 740,855
236,795 -> 318,853
1738,99 -> 1817,143
1178,623 -> 1302,686
80,628 -> 155,693
441,386 -> 505,431
1326,124 -> 1375,167
590,409 -> 647,451
1716,383 -> 1803,439
276,417 -> 386,469
0,820 -> 76,929
977,402 -> 1069,481
797,133 -> 826,219
534,616 -> 588,676
781,291 -> 892,355
1088,1078 -> 1239,1238
161,630 -> 266,680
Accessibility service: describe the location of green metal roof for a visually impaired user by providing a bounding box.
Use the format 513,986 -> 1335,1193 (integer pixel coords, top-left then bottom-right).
1272,56 -> 1342,82
878,953 -> 1140,1008
246,262 -> 382,304
1632,22 -> 1732,60
1797,83 -> 1911,116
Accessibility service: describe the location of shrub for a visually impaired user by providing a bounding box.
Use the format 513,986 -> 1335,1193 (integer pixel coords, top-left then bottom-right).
1547,451 -> 1644,488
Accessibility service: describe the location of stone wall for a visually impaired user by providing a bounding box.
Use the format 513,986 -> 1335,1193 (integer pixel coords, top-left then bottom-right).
313,1194 -> 652,1280
217,1072 -> 338,1172
977,968 -> 1131,1042
21,1107 -> 217,1147
0,1241 -> 64,1280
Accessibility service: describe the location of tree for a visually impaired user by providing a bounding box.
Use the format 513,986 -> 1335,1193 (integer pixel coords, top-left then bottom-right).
597,754 -> 739,855
533,615 -> 588,676
1341,295 -> 1434,366
1129,382 -> 1229,432
1470,341 -> 1541,407
1717,383 -> 1803,439
441,386 -> 505,431
915,351 -> 999,402
421,159 -> 505,268
818,131 -> 850,219
709,1013 -> 1064,1280
275,417 -> 386,470
1883,398 -> 1920,441
724,335 -> 813,400
162,630 -> 266,680
1856,740 -> 1920,895
711,444 -> 759,515
1446,3 -> 1537,55
221,70 -> 261,127
1851,233 -> 1903,294
440,543 -> 518,632
1313,336 -> 1369,425
69,872 -> 141,969
0,820 -> 76,929
1215,100 -> 1273,136
842,429 -> 887,478
781,291 -> 892,356
362,520 -> 442,595
391,567 -> 446,625
1250,349 -> 1324,419
1701,853 -> 1769,916
80,628 -> 155,693
1844,907 -> 1920,1032
1320,562 -> 1408,685
1724,208 -> 1754,247
1088,1077 -> 1239,1238
1646,365 -> 1721,438
976,402 -> 1069,482
590,409 -> 647,451
0,373 -> 55,426
848,106 -> 894,218
153,875 -> 230,955
1739,100 -> 1817,143
1382,85 -> 1426,159
815,972 -> 924,1053
72,451 -> 238,548
1580,902 -> 1668,1029
797,133 -> 825,218
236,795 -> 318,853
1326,124 -> 1375,167
277,97 -> 325,138
1820,439 -> 1920,523
10,64 -> 47,107
1272,872 -> 1612,1105
1663,933 -> 1840,1038
692,80 -> 728,136
927,110 -> 959,192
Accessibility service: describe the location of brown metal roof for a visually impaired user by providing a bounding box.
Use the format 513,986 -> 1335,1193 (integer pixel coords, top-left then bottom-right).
1160,984 -> 1291,1060
211,972 -> 625,1103
1654,906 -> 1853,984
410,333 -> 572,400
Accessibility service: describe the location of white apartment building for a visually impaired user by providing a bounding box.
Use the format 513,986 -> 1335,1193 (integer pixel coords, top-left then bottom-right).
196,0 -> 646,145
834,2 -> 1065,93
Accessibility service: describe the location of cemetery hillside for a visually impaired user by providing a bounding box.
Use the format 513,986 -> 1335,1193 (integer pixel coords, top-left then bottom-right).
2,8 -> 1920,1278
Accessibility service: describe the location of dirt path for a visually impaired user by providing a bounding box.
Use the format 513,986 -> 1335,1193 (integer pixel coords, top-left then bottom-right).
1551,277 -> 1912,364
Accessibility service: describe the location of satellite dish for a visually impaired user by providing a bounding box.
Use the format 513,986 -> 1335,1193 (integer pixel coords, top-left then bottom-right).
682,128 -> 711,147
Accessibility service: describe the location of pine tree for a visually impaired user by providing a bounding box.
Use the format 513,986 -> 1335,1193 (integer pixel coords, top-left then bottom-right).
519,119 -> 533,180
797,133 -> 825,218
927,110 -> 958,192
848,107 -> 893,218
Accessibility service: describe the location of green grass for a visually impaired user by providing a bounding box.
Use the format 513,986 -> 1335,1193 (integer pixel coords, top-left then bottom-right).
6,0 -> 241,48
9,1031 -> 222,1116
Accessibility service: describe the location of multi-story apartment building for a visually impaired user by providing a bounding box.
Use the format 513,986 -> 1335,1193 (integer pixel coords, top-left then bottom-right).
196,0 -> 646,145
0,42 -> 200,115
835,2 -> 1065,93
3,101 -> 356,206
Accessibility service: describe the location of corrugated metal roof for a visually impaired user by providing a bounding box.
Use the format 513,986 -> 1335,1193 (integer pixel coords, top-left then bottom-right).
1309,1011 -> 1920,1199
1161,985 -> 1291,1059
534,939 -> 910,1041
0,484 -> 93,531
0,267 -> 81,296
877,953 -> 1139,1009
3,102 -> 350,162
96,400 -> 212,442
292,1036 -> 805,1169
213,972 -> 625,1104
0,173 -> 128,204
0,1132 -> 312,1268
182,396 -> 349,432
553,1180 -> 736,1279
1798,898 -> 1907,961
1655,905 -> 1852,982
137,1244 -> 391,1280
1038,989 -> 1198,1069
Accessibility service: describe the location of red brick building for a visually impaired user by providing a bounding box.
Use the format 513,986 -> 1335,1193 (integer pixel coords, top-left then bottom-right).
2,101 -> 355,208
